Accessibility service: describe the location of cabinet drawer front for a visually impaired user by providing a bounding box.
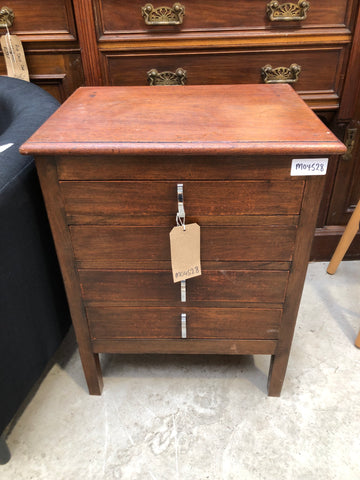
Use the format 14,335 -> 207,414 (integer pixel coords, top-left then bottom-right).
87,306 -> 282,340
79,269 -> 289,305
57,155 -> 300,181
96,0 -> 351,36
0,53 -> 84,103
2,0 -> 76,40
71,225 -> 297,268
61,180 -> 304,224
104,47 -> 345,108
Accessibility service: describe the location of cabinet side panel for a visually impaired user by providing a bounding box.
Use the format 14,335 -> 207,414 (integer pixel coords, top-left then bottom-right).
35,156 -> 103,394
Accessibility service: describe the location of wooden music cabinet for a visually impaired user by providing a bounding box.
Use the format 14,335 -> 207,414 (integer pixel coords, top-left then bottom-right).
21,84 -> 345,396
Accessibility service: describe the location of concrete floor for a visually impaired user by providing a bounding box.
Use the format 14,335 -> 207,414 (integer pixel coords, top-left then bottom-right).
1,261 -> 360,480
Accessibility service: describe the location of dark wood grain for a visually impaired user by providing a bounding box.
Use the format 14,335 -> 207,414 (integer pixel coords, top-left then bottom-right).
87,306 -> 281,340
268,175 -> 326,396
2,0 -> 76,39
60,180 -> 305,224
104,48 -> 345,111
79,269 -> 289,306
70,225 -> 297,267
57,155 -> 301,181
72,0 -> 103,85
35,157 -> 103,395
96,0 -> 350,34
91,338 -> 278,355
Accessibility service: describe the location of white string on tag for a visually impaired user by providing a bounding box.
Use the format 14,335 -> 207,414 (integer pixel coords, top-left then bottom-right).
176,212 -> 186,231
4,25 -> 15,72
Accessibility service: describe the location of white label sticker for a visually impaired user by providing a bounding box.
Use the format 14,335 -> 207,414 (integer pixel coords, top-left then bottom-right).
291,158 -> 328,176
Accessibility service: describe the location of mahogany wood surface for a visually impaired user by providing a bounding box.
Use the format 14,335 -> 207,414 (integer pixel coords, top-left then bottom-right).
22,84 -> 344,156
96,0 -> 351,35
23,84 -> 345,396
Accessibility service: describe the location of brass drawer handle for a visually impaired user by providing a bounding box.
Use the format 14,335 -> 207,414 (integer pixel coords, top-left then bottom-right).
342,127 -> 357,161
266,1 -> 310,21
147,68 -> 187,85
0,6 -> 14,28
261,64 -> 301,84
141,3 -> 185,25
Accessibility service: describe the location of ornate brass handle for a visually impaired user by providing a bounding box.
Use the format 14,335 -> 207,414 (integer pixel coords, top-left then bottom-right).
147,68 -> 187,85
142,3 -> 185,25
342,127 -> 357,161
261,64 -> 301,84
266,1 -> 310,21
0,6 -> 14,28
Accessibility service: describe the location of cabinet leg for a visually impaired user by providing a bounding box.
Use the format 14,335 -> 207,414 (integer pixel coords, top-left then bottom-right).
355,330 -> 360,349
79,350 -> 103,395
267,353 -> 290,397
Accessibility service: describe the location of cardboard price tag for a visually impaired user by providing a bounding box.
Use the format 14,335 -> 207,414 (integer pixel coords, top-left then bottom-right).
170,223 -> 201,283
1,34 -> 30,82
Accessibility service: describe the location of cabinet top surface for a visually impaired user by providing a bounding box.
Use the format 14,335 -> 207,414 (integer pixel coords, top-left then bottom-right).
21,84 -> 345,156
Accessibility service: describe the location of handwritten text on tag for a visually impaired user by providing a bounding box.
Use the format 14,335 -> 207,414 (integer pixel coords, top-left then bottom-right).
291,158 -> 328,176
169,223 -> 201,283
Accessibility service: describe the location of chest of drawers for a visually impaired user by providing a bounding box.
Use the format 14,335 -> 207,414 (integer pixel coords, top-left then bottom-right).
21,84 -> 345,396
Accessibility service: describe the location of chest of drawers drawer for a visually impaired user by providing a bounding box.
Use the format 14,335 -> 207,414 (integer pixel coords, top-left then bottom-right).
70,225 -> 297,267
87,306 -> 282,340
1,0 -> 77,40
95,0 -> 352,37
103,46 -> 347,109
60,179 -> 304,224
79,269 -> 289,306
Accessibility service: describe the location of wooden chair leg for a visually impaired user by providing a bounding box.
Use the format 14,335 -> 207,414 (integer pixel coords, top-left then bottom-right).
355,330 -> 360,349
327,200 -> 360,275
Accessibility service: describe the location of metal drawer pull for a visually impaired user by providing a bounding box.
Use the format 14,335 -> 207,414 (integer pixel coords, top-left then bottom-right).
176,183 -> 185,228
147,68 -> 187,86
177,184 -> 187,303
266,1 -> 310,21
0,6 -> 14,28
181,313 -> 187,339
142,3 -> 185,25
261,63 -> 301,84
181,280 -> 186,302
